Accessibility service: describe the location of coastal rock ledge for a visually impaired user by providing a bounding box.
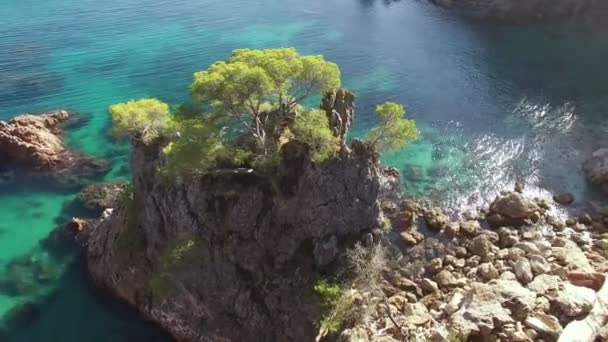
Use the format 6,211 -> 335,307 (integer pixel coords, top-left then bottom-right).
87,94 -> 386,342
0,110 -> 108,185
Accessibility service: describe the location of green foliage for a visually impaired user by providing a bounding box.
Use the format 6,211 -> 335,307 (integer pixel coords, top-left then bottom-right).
381,216 -> 393,231
293,109 -> 340,163
191,48 -> 341,154
313,278 -> 353,335
365,102 -> 418,152
109,98 -> 175,143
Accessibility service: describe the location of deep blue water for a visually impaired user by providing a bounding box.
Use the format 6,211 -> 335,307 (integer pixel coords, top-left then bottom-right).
2,0 -> 608,340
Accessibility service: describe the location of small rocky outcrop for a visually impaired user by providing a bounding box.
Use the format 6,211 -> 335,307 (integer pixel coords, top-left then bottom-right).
0,110 -> 70,168
487,191 -> 542,227
0,110 -> 108,186
78,182 -> 128,212
584,148 -> 608,194
87,92 -> 384,342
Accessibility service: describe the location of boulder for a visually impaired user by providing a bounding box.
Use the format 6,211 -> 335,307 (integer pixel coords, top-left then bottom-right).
566,272 -> 605,291
0,110 -> 69,168
435,270 -> 459,289
425,208 -> 448,231
488,192 -> 540,226
583,148 -> 608,194
445,289 -> 465,315
524,314 -> 562,340
0,111 -> 108,185
77,182 -> 128,211
467,235 -> 494,258
552,239 -> 594,272
449,282 -> 514,338
514,259 -> 534,284
553,192 -> 574,206
420,278 -> 439,294
553,283 -> 596,319
402,302 -> 432,325
529,255 -> 551,275
478,262 -> 499,281
460,220 -> 481,237
528,274 -> 561,294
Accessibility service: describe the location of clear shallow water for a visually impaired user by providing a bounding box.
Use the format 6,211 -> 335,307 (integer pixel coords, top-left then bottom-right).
2,0 -> 608,339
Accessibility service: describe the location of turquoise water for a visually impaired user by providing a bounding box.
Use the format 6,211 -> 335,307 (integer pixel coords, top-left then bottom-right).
2,0 -> 608,339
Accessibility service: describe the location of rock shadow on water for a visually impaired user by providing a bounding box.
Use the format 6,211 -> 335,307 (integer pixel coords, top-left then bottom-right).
0,261 -> 172,342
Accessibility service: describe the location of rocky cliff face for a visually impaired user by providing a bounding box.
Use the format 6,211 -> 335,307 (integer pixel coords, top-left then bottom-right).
432,0 -> 608,24
86,93 -> 385,342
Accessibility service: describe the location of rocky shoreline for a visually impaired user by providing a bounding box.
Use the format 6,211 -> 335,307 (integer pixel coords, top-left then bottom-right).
339,186 -> 608,341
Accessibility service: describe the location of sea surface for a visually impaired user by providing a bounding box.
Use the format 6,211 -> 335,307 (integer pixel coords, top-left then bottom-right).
1,0 -> 608,340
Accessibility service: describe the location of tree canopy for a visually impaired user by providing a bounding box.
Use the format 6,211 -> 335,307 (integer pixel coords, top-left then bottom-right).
365,102 -> 418,152
109,98 -> 174,143
191,48 -> 341,156
108,49 -> 418,177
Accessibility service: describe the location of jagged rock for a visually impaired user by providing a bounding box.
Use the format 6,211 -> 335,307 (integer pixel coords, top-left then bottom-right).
445,289 -> 465,315
321,89 -> 354,143
0,110 -> 69,168
402,302 -> 431,325
488,192 -> 541,227
445,222 -> 460,236
0,110 -> 109,186
553,192 -> 574,206
435,270 -> 458,289
425,208 -> 448,231
87,112 -> 384,342
524,314 -> 562,340
529,255 -> 551,275
509,247 -> 526,261
430,258 -> 444,274
583,148 -> 608,194
77,182 -> 128,211
528,274 -> 561,294
460,220 -> 481,237
553,283 -> 596,319
514,259 -> 534,284
468,235 -> 494,258
449,282 -> 514,338
498,227 -> 519,248
514,242 -> 541,255
420,278 -> 439,293
559,276 -> 608,342
400,230 -> 423,246
478,262 -> 499,280
552,239 -> 594,272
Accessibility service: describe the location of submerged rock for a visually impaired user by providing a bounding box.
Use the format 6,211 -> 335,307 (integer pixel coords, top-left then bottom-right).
553,192 -> 575,206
